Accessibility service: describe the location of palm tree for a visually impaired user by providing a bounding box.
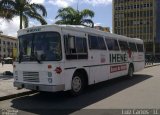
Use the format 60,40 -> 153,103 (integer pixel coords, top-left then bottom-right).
0,0 -> 47,29
0,9 -> 13,20
55,7 -> 95,28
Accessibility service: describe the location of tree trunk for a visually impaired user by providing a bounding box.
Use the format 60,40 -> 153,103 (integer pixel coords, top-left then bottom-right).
20,11 -> 23,29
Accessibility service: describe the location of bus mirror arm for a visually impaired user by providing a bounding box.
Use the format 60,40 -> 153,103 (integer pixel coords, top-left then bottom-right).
18,53 -> 23,63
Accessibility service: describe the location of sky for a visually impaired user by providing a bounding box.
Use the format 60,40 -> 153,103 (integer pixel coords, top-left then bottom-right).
0,0 -> 112,37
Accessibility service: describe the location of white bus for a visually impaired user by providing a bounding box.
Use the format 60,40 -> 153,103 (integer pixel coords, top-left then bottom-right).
14,24 -> 145,95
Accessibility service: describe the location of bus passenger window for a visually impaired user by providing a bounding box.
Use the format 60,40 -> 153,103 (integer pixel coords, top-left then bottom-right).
64,35 -> 88,60
129,42 -> 137,52
119,41 -> 129,51
76,37 -> 87,53
97,37 -> 106,50
88,35 -> 98,49
105,38 -> 119,51
137,44 -> 144,52
88,35 -> 106,50
64,35 -> 76,54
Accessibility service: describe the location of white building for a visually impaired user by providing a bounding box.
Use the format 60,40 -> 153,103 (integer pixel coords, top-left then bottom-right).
0,34 -> 18,60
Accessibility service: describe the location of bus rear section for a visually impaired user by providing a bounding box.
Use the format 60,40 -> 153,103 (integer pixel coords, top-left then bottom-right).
132,40 -> 145,72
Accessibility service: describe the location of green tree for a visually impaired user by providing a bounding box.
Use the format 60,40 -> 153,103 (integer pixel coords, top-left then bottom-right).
0,0 -> 47,29
0,9 -> 13,20
55,7 -> 95,28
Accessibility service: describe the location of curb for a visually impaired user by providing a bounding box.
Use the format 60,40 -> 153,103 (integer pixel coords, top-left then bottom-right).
145,64 -> 160,68
0,91 -> 37,101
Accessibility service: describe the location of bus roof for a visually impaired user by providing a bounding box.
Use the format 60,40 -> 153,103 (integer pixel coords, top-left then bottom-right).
18,24 -> 143,43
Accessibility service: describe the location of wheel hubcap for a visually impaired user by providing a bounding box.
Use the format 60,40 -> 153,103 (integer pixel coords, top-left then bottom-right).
72,76 -> 81,92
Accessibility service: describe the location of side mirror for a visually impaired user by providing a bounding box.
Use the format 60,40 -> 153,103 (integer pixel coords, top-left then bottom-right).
68,35 -> 75,49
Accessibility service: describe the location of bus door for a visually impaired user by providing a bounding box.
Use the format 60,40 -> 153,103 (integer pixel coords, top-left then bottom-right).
88,35 -> 109,83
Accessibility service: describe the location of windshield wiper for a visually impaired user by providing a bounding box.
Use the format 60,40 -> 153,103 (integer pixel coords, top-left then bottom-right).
35,56 -> 41,64
31,53 -> 41,64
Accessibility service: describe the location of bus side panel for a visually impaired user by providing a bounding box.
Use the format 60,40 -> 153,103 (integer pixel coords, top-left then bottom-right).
88,50 -> 109,84
134,41 -> 145,72
134,52 -> 145,72
62,67 -> 76,91
62,61 -> 90,91
109,51 -> 129,79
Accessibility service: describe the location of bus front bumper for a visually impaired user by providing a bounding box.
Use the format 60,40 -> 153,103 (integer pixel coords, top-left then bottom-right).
14,82 -> 65,92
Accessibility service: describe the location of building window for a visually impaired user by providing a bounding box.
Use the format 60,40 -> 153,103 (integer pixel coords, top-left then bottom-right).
7,42 -> 10,46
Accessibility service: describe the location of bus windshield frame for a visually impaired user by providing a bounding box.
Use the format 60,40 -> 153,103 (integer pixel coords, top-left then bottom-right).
18,32 -> 62,62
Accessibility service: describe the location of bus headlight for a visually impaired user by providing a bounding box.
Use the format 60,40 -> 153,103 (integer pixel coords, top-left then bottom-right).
48,72 -> 52,77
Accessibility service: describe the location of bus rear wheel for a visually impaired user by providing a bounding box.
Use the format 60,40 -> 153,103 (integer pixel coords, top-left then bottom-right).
70,73 -> 85,96
128,65 -> 134,78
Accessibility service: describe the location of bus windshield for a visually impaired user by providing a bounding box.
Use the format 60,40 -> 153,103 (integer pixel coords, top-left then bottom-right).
18,32 -> 62,62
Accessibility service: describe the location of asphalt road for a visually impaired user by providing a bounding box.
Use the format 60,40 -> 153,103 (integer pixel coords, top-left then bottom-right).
0,66 -> 160,115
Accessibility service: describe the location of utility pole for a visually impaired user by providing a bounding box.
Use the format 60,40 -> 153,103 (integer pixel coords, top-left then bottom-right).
152,0 -> 156,57
77,0 -> 79,11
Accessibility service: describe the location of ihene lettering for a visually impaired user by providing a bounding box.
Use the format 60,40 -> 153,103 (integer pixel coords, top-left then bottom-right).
110,54 -> 127,63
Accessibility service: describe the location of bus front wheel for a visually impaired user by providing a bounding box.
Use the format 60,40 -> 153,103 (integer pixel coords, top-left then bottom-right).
70,73 -> 85,96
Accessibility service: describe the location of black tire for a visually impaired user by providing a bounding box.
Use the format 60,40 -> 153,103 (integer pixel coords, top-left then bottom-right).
70,72 -> 85,96
127,65 -> 134,78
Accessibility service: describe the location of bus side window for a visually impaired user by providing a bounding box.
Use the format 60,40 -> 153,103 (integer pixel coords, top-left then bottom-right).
129,42 -> 137,52
76,37 -> 88,53
64,35 -> 76,54
136,44 -> 144,52
97,37 -> 106,50
88,35 -> 106,50
105,38 -> 119,51
88,35 -> 98,49
64,35 -> 88,60
119,41 -> 129,51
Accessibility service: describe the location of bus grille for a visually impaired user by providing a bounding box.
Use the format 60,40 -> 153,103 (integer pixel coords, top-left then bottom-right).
23,71 -> 39,82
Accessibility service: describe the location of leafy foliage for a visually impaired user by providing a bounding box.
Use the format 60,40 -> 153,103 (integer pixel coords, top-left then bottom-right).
0,0 -> 47,29
55,7 -> 95,28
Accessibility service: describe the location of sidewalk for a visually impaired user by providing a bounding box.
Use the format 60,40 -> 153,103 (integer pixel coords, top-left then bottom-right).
145,62 -> 160,68
0,64 -> 33,101
0,64 -> 13,75
0,63 -> 160,101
